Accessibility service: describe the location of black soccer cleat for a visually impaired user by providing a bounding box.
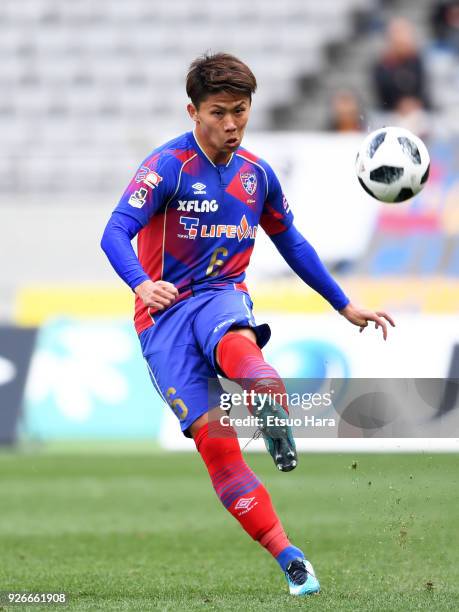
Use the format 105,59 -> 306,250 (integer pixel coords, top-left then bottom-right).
285,558 -> 321,596
252,395 -> 297,472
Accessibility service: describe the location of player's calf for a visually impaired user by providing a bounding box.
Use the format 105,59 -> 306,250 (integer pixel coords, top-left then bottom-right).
193,421 -> 306,579
216,332 -> 297,471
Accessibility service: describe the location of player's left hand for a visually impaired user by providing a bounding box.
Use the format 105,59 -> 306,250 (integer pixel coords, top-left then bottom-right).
339,302 -> 395,341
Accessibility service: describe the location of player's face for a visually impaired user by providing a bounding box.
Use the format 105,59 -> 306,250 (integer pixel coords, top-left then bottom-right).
187,92 -> 251,164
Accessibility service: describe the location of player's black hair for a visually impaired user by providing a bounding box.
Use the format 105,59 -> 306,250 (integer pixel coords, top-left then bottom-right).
186,52 -> 257,108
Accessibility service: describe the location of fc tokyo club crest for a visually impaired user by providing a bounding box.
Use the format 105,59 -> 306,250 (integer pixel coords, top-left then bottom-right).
240,172 -> 257,196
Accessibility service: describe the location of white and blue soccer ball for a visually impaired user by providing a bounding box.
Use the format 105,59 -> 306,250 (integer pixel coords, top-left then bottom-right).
355,127 -> 430,203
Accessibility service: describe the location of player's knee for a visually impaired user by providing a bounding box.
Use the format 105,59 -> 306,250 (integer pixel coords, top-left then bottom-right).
216,329 -> 261,371
189,412 -> 209,438
226,326 -> 257,344
194,422 -> 241,467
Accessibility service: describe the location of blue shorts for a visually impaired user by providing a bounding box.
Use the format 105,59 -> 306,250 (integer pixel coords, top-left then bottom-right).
139,287 -> 270,436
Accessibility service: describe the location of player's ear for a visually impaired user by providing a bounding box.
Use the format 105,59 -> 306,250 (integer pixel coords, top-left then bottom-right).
187,103 -> 198,123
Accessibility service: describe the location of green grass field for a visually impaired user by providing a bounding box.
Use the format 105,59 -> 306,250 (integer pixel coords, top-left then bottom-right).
1,449 -> 458,611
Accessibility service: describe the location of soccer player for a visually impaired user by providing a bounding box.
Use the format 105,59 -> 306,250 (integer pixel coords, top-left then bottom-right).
101,52 -> 395,596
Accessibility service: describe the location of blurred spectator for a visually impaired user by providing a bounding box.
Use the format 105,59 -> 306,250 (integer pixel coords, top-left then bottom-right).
430,1 -> 459,54
426,2 -> 459,125
326,90 -> 366,132
431,1 -> 452,40
372,18 -> 431,113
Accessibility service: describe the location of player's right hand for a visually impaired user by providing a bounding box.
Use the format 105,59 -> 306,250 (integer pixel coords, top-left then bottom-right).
134,279 -> 178,310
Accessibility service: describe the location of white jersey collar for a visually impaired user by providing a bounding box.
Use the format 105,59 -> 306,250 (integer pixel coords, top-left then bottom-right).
192,129 -> 234,168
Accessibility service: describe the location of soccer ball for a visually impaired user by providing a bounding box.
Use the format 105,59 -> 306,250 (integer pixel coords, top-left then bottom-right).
355,127 -> 430,203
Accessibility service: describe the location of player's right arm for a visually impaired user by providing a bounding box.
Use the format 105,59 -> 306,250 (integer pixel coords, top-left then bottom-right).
134,279 -> 178,310
100,154 -> 178,309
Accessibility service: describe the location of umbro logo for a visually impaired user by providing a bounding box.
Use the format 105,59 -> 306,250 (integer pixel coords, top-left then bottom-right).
234,497 -> 255,511
192,182 -> 206,195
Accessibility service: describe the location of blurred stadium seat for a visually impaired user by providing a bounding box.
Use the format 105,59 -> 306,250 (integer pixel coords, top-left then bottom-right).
0,0 -> 458,316
0,0 -> 373,195
1,0 -> 456,199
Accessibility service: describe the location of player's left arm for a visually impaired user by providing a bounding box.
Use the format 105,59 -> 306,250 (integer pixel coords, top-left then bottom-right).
338,301 -> 395,340
260,163 -> 395,340
270,225 -> 395,340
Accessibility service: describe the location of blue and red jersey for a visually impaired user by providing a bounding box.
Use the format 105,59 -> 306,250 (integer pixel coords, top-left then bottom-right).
114,131 -> 293,334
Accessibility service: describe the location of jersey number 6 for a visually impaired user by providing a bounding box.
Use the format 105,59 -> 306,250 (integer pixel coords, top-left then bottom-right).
206,247 -> 228,277
166,387 -> 188,421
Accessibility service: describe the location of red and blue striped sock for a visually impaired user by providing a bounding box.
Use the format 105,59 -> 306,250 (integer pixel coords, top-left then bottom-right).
216,333 -> 289,412
194,422 -> 304,569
